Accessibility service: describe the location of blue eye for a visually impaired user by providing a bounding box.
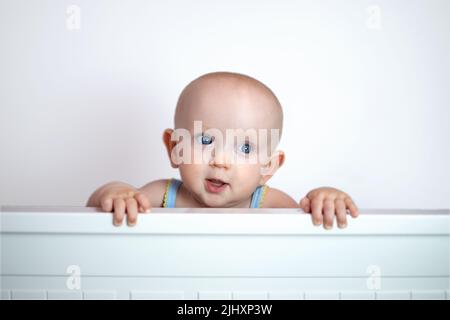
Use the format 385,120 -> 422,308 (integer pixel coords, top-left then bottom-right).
197,134 -> 213,145
240,143 -> 252,154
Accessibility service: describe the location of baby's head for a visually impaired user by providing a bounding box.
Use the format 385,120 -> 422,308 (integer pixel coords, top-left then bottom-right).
163,71 -> 285,207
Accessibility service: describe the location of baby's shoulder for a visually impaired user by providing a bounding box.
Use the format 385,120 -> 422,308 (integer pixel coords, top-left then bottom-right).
138,179 -> 170,207
261,186 -> 299,208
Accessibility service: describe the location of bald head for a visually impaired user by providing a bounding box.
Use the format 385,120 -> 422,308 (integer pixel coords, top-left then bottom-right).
174,72 -> 283,140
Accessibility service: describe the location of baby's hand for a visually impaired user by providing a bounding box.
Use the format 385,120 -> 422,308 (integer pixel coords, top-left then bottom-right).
99,185 -> 152,227
299,187 -> 359,229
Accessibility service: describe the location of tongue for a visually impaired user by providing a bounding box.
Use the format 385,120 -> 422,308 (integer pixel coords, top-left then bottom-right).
210,180 -> 224,186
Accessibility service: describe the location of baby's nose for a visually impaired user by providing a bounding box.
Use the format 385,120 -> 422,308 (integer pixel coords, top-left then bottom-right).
209,148 -> 233,168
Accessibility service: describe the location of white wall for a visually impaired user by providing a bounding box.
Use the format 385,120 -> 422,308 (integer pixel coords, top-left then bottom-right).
1,0 -> 449,208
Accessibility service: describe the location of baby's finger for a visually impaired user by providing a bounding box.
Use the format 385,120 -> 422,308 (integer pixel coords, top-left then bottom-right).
135,192 -> 152,213
113,198 -> 126,226
323,198 -> 335,230
101,197 -> 113,212
125,198 -> 138,227
345,197 -> 359,218
335,199 -> 347,228
311,196 -> 324,226
299,197 -> 311,213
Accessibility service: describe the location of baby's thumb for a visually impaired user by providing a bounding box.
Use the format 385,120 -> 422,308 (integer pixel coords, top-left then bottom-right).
135,192 -> 152,213
299,197 -> 311,213
101,197 -> 113,212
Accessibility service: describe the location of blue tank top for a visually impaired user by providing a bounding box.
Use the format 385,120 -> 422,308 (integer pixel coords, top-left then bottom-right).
162,178 -> 267,208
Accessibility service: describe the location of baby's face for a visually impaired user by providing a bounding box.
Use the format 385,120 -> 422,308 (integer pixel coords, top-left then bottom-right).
168,74 -> 283,207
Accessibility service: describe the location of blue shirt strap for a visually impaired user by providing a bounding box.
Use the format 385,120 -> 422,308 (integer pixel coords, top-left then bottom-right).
250,185 -> 267,208
162,178 -> 182,208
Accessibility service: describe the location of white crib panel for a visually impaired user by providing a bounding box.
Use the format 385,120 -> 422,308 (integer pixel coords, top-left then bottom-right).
11,290 -> 47,300
411,290 -> 446,300
198,291 -> 232,300
375,291 -> 411,300
130,290 -> 184,300
47,290 -> 83,300
1,206 -> 449,300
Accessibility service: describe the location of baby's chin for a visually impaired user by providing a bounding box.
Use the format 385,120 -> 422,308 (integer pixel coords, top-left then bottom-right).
194,188 -> 241,208
198,194 -> 232,208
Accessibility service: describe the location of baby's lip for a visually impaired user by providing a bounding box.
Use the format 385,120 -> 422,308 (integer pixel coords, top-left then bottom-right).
206,178 -> 229,184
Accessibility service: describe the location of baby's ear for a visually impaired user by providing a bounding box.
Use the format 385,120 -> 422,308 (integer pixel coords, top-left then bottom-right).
259,150 -> 285,184
162,128 -> 179,168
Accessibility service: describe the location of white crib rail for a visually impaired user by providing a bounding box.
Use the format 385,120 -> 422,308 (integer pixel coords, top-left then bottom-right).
1,206 -> 449,300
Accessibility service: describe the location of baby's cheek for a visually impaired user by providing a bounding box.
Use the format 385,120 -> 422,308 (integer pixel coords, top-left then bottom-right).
233,164 -> 262,190
179,164 -> 204,185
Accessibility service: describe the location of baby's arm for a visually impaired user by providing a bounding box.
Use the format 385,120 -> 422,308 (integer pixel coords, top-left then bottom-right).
86,179 -> 167,226
261,187 -> 300,208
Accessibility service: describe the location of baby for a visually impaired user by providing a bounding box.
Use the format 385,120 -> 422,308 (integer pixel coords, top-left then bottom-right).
87,72 -> 359,229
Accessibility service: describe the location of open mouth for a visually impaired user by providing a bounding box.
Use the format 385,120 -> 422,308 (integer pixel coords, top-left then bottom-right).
205,178 -> 229,193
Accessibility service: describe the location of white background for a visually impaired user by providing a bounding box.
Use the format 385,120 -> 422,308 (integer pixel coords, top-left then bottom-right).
1,0 -> 449,208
